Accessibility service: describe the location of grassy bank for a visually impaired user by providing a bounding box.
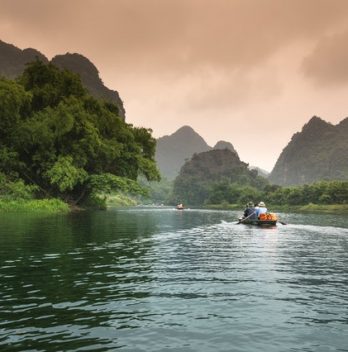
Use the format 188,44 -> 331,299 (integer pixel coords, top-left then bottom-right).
204,203 -> 348,214
0,199 -> 69,213
106,193 -> 138,207
271,203 -> 348,214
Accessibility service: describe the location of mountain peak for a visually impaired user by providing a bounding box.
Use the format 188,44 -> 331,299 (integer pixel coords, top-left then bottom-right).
51,53 -> 125,119
270,115 -> 348,185
52,53 -> 99,76
162,126 -> 209,146
0,40 -> 47,78
213,140 -> 237,154
156,126 -> 211,179
303,116 -> 331,131
173,125 -> 197,136
0,40 -> 125,119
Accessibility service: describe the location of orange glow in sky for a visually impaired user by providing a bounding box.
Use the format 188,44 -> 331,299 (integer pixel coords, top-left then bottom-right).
2,0 -> 348,170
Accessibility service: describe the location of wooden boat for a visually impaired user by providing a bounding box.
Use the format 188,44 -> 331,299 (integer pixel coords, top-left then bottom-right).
238,213 -> 278,226
238,218 -> 277,226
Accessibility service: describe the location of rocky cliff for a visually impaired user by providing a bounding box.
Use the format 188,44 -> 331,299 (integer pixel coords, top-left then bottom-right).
0,40 -> 48,78
0,40 -> 125,119
51,54 -> 125,118
269,116 -> 348,185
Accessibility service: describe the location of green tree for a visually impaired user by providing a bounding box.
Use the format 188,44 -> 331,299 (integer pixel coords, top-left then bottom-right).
0,61 -> 160,206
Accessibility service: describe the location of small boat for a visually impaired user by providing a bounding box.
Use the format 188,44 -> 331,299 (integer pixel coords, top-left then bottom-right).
238,218 -> 277,226
176,203 -> 184,210
238,213 -> 278,226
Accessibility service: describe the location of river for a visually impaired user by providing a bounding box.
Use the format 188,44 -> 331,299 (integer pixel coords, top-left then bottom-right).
0,208 -> 347,351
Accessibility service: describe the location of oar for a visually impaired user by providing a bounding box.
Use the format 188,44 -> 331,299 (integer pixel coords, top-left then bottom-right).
278,220 -> 287,225
236,212 -> 256,224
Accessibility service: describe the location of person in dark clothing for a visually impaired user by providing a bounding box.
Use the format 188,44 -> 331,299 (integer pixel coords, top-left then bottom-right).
243,201 -> 258,220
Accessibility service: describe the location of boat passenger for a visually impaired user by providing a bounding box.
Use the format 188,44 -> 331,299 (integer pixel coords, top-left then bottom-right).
243,201 -> 258,220
256,201 -> 268,217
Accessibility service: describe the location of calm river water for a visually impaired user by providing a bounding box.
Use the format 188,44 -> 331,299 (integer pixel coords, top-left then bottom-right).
0,208 -> 347,352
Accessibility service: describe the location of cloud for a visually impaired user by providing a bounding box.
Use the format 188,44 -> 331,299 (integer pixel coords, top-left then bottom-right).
2,0 -> 348,170
2,0 -> 348,71
302,30 -> 348,86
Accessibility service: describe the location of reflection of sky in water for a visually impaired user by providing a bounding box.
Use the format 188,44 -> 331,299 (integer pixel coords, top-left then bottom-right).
0,208 -> 347,352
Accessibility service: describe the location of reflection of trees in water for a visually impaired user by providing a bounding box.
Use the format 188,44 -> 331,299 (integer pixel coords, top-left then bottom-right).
0,210 -> 162,351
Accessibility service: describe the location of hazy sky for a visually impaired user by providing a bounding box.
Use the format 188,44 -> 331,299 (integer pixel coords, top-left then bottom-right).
2,0 -> 348,171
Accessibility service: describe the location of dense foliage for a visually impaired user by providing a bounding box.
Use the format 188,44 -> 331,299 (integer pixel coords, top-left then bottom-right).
139,177 -> 174,204
193,180 -> 348,207
172,149 -> 268,205
167,145 -> 347,206
270,116 -> 348,185
263,181 -> 348,205
0,60 -> 159,207
51,53 -> 125,119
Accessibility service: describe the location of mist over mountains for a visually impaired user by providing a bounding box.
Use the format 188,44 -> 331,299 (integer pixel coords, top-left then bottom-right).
0,40 -> 125,119
158,116 -> 348,186
1,40 -> 347,187
155,126 -> 240,180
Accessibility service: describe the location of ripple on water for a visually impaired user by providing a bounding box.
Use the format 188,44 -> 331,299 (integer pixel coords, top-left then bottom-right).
0,210 -> 347,351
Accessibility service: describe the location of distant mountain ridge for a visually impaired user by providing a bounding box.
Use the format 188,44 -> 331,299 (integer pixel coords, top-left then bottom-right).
249,166 -> 269,178
155,126 -> 211,180
155,126 -> 240,180
269,116 -> 348,185
0,40 -> 125,119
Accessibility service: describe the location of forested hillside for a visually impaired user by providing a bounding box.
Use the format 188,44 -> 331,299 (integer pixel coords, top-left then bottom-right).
0,61 -> 159,207
269,116 -> 348,185
172,149 -> 267,205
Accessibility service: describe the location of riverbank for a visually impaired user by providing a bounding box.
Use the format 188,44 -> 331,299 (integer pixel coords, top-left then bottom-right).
106,193 -> 138,207
0,193 -> 140,213
203,203 -> 348,214
272,203 -> 348,214
0,199 -> 69,213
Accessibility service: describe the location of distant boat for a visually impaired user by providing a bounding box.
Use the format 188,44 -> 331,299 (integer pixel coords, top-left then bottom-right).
176,204 -> 184,210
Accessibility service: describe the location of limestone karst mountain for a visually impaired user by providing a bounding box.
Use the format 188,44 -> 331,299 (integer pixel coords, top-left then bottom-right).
51,53 -> 125,119
213,140 -> 237,154
0,40 -> 48,78
269,116 -> 348,185
155,126 -> 251,180
155,126 -> 212,180
172,148 -> 265,205
0,40 -> 125,119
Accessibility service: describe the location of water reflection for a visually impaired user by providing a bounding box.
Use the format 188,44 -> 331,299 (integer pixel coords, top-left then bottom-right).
0,208 -> 347,351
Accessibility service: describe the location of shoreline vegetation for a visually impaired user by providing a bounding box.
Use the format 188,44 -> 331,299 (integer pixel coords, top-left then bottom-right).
0,199 -> 69,213
0,61 -> 160,212
0,62 -> 347,215
204,203 -> 348,214
0,197 -> 347,215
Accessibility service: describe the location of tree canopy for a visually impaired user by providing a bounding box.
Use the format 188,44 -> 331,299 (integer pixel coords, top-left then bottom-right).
171,149 -> 268,205
0,60 -> 160,206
